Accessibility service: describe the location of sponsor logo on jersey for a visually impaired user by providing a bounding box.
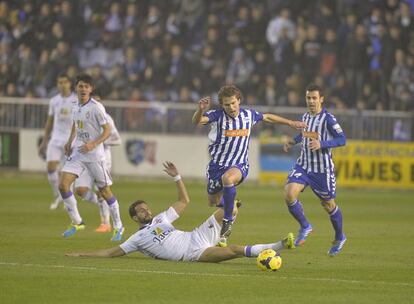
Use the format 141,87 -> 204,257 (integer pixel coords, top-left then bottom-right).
302,131 -> 319,139
151,227 -> 175,244
224,129 -> 249,137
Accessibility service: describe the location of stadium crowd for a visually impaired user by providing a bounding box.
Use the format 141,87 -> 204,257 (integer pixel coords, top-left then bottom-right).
0,0 -> 413,112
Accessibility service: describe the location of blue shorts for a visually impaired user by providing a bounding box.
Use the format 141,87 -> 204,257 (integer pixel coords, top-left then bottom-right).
286,164 -> 336,200
206,161 -> 249,194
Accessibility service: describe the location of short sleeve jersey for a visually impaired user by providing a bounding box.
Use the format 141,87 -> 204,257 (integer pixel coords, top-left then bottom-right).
120,207 -> 192,261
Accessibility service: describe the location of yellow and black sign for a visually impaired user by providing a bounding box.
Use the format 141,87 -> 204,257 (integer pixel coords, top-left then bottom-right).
259,139 -> 414,190
335,141 -> 414,189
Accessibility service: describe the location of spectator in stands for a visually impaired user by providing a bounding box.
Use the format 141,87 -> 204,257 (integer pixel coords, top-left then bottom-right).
0,0 -> 412,110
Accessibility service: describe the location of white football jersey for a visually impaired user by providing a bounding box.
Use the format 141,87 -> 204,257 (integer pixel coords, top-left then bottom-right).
70,98 -> 109,162
120,207 -> 192,261
48,92 -> 77,145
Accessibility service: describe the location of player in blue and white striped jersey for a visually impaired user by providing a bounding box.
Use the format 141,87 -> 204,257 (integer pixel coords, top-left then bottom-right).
193,85 -> 306,246
283,84 -> 346,256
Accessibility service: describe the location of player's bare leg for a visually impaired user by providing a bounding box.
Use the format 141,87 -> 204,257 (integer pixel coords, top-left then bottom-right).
99,186 -> 124,241
207,192 -> 222,207
285,182 -> 313,246
47,161 -> 62,210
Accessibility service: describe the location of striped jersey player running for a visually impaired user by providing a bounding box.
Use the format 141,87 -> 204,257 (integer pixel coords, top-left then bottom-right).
283,83 -> 346,256
192,85 -> 306,246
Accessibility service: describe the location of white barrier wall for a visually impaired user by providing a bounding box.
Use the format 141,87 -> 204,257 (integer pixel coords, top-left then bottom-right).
19,130 -> 260,180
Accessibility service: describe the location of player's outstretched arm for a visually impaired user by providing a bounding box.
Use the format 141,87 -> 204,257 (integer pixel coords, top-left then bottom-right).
66,246 -> 125,258
262,113 -> 306,130
163,161 -> 190,215
192,97 -> 210,125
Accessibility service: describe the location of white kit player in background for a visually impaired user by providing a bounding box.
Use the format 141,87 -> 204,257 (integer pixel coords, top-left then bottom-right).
38,73 -> 77,210
74,92 -> 122,233
66,162 -> 295,262
58,73 -> 124,242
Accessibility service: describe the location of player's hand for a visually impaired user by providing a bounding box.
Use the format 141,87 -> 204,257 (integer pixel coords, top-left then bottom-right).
38,141 -> 47,158
78,142 -> 96,154
64,142 -> 72,156
163,161 -> 179,177
283,140 -> 295,153
289,120 -> 307,130
198,97 -> 210,112
309,138 -> 321,151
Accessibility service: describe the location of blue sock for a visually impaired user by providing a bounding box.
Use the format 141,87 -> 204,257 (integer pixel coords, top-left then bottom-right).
329,206 -> 344,240
288,200 -> 310,228
223,184 -> 236,221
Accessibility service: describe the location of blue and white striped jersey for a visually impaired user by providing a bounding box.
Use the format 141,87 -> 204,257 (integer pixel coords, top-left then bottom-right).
295,108 -> 346,173
204,108 -> 263,167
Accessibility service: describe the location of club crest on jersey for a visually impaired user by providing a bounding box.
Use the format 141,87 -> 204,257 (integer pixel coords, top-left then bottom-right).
126,139 -> 156,165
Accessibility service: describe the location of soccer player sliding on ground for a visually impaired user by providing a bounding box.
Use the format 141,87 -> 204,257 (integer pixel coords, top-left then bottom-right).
66,162 -> 295,263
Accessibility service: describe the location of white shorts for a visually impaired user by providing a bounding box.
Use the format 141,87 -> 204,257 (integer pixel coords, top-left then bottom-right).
62,159 -> 113,188
183,214 -> 221,262
74,168 -> 94,189
46,142 -> 65,163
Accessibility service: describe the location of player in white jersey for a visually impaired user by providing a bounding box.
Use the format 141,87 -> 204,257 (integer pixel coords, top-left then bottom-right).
66,162 -> 295,262
192,85 -> 306,246
283,84 -> 346,256
58,74 -> 124,242
75,92 -> 121,233
38,73 -> 77,210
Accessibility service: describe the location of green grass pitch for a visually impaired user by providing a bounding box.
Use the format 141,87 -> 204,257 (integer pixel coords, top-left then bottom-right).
1,174 -> 413,304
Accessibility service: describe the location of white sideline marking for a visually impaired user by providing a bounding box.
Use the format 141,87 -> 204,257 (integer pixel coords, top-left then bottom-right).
0,261 -> 413,288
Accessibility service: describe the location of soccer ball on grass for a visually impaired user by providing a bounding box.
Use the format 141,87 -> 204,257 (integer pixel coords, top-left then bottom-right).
256,249 -> 282,271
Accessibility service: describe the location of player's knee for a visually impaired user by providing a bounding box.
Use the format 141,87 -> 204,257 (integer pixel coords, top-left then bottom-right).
284,189 -> 297,205
75,187 -> 87,197
58,180 -> 69,193
221,172 -> 238,186
47,162 -> 58,172
99,186 -> 112,199
321,200 -> 336,212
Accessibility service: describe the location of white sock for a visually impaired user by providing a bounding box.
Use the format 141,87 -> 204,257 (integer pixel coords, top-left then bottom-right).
81,190 -> 99,205
98,198 -> 111,225
62,192 -> 82,225
245,241 -> 284,257
107,197 -> 122,229
47,171 -> 61,199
